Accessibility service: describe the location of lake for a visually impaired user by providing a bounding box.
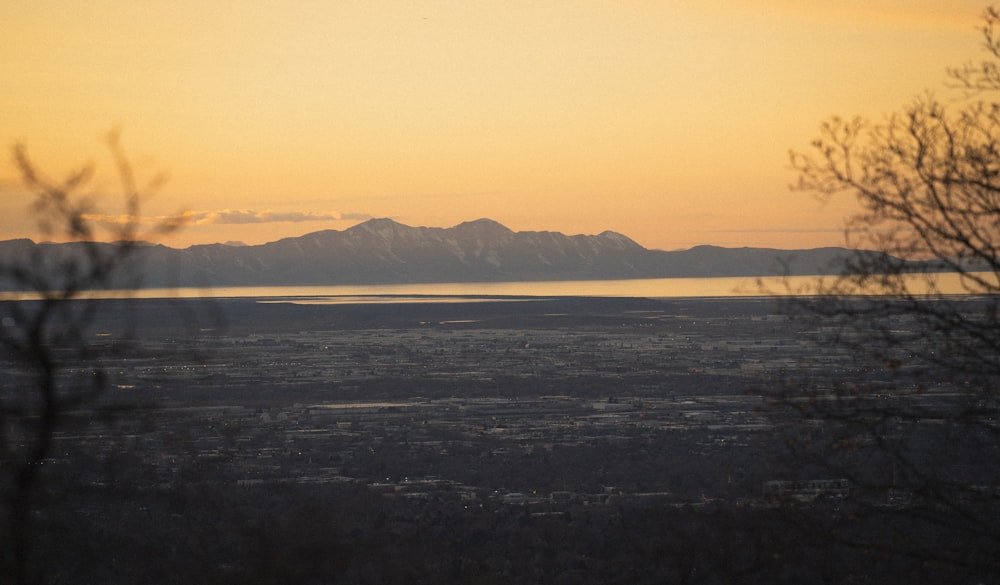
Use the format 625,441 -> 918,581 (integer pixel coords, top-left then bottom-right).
1,272 -> 990,303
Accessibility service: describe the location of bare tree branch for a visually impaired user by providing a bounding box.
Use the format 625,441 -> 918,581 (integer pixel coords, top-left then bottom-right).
0,135 -> 185,585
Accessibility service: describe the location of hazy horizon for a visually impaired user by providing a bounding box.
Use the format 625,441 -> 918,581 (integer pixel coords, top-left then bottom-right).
2,215 -> 864,253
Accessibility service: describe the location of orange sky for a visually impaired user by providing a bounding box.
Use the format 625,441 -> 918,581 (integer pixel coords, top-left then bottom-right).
0,1 -> 990,251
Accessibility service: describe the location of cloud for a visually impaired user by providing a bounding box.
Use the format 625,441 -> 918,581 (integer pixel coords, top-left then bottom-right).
83,209 -> 373,227
192,209 -> 342,224
80,213 -> 184,228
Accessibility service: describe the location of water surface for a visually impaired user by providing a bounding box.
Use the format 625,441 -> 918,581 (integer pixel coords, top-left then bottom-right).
0,273 -> 990,302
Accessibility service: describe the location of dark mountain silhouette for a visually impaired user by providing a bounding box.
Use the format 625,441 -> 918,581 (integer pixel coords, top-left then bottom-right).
0,218 -> 891,291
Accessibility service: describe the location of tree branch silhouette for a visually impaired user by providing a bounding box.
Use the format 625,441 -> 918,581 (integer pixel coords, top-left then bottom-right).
0,133 -> 184,585
781,6 -> 1000,580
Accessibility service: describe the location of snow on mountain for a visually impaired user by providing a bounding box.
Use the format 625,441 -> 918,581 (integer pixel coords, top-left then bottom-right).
0,218 -> 867,290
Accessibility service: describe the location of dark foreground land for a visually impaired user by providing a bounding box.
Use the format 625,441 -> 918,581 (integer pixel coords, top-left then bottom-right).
2,295 -> 998,584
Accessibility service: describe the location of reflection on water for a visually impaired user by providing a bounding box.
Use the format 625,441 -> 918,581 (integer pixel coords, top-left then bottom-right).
0,273 -> 992,302
257,296 -> 538,305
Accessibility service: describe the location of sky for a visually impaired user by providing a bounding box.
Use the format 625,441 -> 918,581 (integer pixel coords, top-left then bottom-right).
0,1 -> 991,251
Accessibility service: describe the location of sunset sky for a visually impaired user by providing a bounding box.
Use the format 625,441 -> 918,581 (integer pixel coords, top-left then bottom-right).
0,1 -> 991,251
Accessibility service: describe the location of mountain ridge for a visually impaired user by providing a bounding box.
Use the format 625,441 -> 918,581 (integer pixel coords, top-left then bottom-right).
0,218 -> 885,291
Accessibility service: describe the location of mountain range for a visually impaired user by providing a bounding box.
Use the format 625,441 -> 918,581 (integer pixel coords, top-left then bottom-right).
0,218 -> 883,291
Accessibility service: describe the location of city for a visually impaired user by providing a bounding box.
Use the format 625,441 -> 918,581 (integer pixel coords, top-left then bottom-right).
3,294 -> 992,583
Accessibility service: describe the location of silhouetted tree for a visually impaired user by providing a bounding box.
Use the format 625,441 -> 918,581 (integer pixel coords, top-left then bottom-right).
0,132 -> 182,584
783,6 -> 1000,581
